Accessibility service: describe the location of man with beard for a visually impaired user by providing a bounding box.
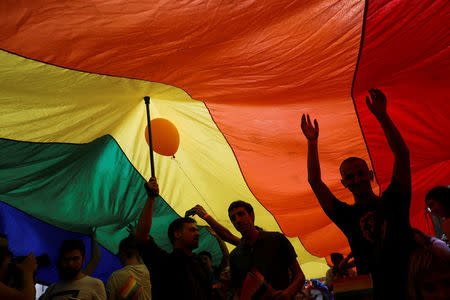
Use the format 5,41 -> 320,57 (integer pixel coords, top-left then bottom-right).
136,177 -> 213,300
300,89 -> 415,299
41,239 -> 106,300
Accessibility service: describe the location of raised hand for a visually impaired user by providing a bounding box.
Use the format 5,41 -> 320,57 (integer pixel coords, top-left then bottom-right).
185,204 -> 208,219
366,88 -> 387,119
17,252 -> 38,274
126,222 -> 138,236
144,177 -> 159,198
301,114 -> 319,141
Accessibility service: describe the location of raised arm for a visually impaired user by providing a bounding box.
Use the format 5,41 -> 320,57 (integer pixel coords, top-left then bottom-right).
301,114 -> 337,217
136,177 -> 159,243
366,89 -> 410,193
83,228 -> 101,276
206,226 -> 229,271
186,205 -> 241,246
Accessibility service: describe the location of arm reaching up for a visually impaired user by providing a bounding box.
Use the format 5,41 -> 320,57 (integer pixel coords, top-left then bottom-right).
186,205 -> 241,246
83,228 -> 101,276
136,177 -> 159,243
366,89 -> 411,194
206,226 -> 229,272
301,114 -> 337,217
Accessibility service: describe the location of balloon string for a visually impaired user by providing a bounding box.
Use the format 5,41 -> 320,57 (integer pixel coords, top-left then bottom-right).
172,157 -> 216,216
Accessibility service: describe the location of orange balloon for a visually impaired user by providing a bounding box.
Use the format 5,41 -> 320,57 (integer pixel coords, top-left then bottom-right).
145,118 -> 180,156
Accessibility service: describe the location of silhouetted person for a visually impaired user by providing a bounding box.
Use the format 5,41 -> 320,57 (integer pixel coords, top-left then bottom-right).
107,236 -> 151,300
228,200 -> 305,299
301,89 -> 414,299
136,177 -> 213,300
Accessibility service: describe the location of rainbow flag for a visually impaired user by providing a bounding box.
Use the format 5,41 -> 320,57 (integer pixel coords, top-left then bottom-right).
334,274 -> 373,300
240,269 -> 274,300
119,276 -> 142,300
0,0 -> 448,284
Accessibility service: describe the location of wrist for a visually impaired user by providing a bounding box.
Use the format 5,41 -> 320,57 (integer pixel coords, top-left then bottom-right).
144,184 -> 159,198
202,213 -> 210,220
308,139 -> 318,145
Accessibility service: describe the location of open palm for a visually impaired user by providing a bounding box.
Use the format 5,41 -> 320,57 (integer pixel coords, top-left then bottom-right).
301,114 -> 319,141
366,88 -> 387,118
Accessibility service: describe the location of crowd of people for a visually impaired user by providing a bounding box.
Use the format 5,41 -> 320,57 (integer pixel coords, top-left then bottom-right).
0,89 -> 448,300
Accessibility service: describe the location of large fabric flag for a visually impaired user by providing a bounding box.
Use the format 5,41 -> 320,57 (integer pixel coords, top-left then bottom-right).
0,0 -> 448,283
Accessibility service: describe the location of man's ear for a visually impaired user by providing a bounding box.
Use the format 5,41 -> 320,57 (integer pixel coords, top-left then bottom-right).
174,231 -> 182,240
82,256 -> 86,264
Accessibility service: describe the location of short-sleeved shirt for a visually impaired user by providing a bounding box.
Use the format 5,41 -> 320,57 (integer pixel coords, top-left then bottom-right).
106,264 -> 152,300
138,237 -> 213,300
41,275 -> 106,300
229,230 -> 297,291
329,179 -> 415,298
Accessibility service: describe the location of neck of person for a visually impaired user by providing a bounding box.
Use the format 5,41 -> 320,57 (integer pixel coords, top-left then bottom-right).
242,226 -> 259,245
74,272 -> 85,281
354,191 -> 378,205
124,256 -> 141,266
174,243 -> 194,256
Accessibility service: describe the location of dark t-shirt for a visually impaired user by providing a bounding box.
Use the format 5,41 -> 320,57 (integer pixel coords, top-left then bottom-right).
138,237 -> 213,300
329,179 -> 414,298
229,231 -> 297,292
